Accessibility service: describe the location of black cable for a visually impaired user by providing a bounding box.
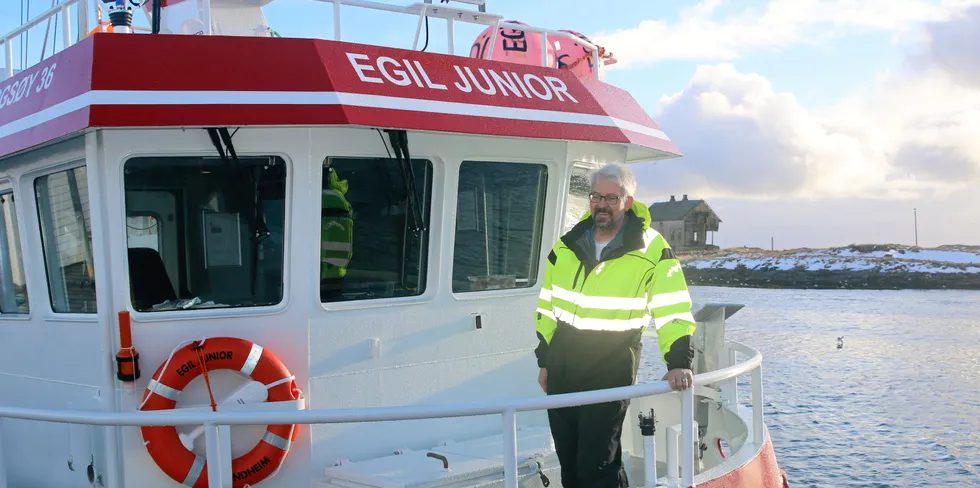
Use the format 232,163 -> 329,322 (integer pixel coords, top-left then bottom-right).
420,0 -> 451,52
375,128 -> 393,158
150,0 -> 162,34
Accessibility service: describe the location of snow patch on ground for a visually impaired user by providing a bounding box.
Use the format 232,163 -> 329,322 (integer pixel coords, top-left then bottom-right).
681,246 -> 980,274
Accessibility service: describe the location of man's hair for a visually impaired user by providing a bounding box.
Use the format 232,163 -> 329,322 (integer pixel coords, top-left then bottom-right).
590,162 -> 636,197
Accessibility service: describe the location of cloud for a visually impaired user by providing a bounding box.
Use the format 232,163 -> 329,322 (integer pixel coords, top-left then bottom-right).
632,4 -> 980,204
892,144 -> 978,182
593,0 -> 980,67
633,66 -> 813,197
700,188 -> 979,249
914,5 -> 980,88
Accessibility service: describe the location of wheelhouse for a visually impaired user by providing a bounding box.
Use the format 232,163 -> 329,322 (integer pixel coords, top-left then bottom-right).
0,3 -> 688,484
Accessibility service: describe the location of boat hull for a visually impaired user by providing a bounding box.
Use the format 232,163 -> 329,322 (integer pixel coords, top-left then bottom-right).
697,434 -> 788,488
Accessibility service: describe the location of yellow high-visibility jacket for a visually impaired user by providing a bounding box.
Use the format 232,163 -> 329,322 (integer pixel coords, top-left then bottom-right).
534,201 -> 697,394
320,167 -> 353,280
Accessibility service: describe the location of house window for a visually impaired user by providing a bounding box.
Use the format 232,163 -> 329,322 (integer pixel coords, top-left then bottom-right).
564,165 -> 592,234
319,157 -> 432,303
453,161 -> 548,292
35,166 -> 97,313
123,156 -> 287,312
0,191 -> 29,314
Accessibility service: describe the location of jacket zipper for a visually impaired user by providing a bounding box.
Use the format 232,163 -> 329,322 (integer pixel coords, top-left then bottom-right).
579,267 -> 591,291
570,253 -> 634,325
569,263 -> 586,323
572,264 -> 594,321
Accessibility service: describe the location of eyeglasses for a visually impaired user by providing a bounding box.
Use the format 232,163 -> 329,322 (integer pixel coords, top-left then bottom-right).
589,193 -> 622,204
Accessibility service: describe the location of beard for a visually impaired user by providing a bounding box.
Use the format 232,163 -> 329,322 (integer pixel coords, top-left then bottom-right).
594,209 -> 618,231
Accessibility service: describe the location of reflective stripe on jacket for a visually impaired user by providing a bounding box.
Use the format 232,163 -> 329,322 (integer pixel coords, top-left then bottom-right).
534,201 -> 696,382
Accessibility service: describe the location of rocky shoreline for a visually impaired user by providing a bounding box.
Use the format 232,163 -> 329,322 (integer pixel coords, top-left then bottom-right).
677,244 -> 980,291
681,266 -> 980,290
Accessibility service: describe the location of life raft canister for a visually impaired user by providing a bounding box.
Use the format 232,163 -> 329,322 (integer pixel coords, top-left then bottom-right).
139,338 -> 300,488
87,21 -> 114,35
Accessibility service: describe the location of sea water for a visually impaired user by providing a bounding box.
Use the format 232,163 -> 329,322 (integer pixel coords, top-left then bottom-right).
637,286 -> 980,487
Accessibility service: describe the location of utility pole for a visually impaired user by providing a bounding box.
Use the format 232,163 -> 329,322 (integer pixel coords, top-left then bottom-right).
771,237 -> 774,251
914,208 -> 918,247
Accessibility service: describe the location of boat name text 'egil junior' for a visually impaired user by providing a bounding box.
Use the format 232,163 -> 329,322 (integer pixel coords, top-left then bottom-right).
346,52 -> 581,103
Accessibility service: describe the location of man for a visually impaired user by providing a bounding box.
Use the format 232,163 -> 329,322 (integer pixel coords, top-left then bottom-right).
320,162 -> 354,301
534,162 -> 697,488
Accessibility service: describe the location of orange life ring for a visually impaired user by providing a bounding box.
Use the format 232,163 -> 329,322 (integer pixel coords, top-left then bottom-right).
139,338 -> 301,488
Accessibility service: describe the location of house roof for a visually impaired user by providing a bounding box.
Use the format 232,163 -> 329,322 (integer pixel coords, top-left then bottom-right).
648,198 -> 721,222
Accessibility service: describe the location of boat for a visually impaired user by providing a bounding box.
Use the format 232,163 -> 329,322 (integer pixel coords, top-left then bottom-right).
0,1 -> 790,487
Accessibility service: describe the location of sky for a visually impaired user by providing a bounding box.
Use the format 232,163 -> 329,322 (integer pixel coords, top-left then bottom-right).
2,0 -> 979,250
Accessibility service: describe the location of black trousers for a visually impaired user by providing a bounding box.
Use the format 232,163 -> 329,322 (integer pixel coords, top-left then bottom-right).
547,399 -> 630,488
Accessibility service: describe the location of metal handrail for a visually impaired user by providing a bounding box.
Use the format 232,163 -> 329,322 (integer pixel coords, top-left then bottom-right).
1,0 -> 88,80
2,0 -> 610,82
0,340 -> 764,488
0,342 -> 761,425
315,0 -> 607,79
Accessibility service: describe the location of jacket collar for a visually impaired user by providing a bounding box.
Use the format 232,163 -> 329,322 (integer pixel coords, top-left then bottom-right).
576,199 -> 652,230
562,209 -> 647,269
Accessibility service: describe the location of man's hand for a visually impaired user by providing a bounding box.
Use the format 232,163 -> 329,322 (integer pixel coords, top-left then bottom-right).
662,368 -> 693,391
538,368 -> 548,393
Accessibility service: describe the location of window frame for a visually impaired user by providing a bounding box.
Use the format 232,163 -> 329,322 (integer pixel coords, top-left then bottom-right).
449,157 -> 556,300
119,152 -> 294,321
0,181 -> 30,318
317,154 -> 438,310
563,162 -> 600,234
32,163 -> 99,316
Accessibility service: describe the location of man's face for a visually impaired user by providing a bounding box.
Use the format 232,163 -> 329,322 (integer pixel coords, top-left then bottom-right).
590,178 -> 634,232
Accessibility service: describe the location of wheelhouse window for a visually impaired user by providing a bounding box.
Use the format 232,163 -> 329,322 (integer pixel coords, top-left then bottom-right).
0,191 -> 29,313
565,165 -> 593,234
319,156 -> 432,303
452,161 -> 548,292
35,167 -> 96,313
123,156 -> 287,312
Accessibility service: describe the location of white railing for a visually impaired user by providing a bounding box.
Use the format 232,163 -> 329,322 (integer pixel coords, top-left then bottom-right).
0,340 -> 764,488
2,0 -> 609,82
1,0 -> 89,80
316,0 -> 607,79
